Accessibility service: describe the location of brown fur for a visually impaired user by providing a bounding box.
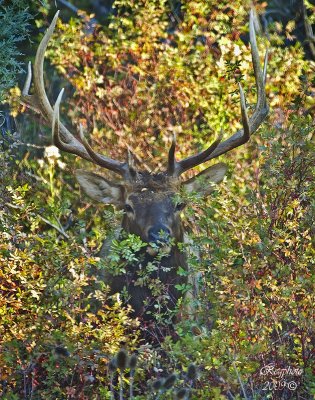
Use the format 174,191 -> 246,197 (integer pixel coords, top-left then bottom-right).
99,173 -> 187,319
75,163 -> 227,320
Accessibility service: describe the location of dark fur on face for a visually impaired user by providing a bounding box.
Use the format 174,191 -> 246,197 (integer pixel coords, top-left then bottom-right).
75,163 -> 227,319
122,172 -> 184,244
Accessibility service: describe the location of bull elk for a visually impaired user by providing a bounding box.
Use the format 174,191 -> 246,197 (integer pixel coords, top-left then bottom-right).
20,11 -> 268,320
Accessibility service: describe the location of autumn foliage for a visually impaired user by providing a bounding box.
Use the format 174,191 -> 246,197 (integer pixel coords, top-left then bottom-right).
1,0 -> 315,398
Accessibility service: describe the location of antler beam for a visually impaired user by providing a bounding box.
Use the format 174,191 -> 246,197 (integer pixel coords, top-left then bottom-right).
167,133 -> 223,175
168,9 -> 268,176
21,11 -> 130,179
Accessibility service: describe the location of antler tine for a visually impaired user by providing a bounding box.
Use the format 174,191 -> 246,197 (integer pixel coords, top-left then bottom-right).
21,61 -> 41,113
21,11 -> 129,178
168,132 -> 223,176
32,11 -> 60,121
167,134 -> 176,175
263,48 -> 269,86
127,149 -> 137,171
238,82 -> 250,140
248,8 -> 265,119
52,88 -> 65,149
22,62 -> 32,96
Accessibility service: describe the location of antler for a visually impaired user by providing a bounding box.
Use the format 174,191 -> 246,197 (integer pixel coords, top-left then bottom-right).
168,9 -> 269,176
21,11 -> 131,179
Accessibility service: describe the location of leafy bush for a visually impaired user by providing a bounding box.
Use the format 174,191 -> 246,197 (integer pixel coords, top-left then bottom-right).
0,0 -> 32,101
0,141 -> 140,399
44,0 -> 311,172
171,110 -> 314,399
1,0 -> 315,398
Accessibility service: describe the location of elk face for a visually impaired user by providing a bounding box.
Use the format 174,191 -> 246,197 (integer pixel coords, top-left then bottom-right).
75,164 -> 227,252
122,176 -> 183,247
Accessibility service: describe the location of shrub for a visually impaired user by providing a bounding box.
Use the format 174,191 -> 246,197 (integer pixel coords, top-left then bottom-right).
2,0 -> 315,398
0,0 -> 32,101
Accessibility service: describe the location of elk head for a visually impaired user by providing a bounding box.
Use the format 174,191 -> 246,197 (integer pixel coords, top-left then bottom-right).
20,10 -> 268,253
74,154 -> 228,254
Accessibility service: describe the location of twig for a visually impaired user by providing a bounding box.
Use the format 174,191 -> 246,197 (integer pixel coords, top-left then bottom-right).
15,140 -> 47,149
231,358 -> 249,400
5,202 -> 69,239
129,371 -> 135,399
213,372 -> 236,399
110,375 -> 115,400
38,215 -> 69,239
119,372 -> 123,400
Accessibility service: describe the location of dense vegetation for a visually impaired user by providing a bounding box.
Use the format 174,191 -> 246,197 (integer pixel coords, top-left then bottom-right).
1,0 -> 314,399
0,0 -> 31,101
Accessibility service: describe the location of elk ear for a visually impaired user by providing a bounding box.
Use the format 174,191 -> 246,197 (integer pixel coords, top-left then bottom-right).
182,162 -> 227,196
75,169 -> 123,205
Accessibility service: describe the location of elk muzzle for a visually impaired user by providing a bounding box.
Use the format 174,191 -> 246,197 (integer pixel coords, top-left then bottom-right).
146,223 -> 172,256
147,223 -> 171,242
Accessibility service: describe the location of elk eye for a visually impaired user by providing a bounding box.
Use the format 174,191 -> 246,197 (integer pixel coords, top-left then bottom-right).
124,204 -> 134,213
175,202 -> 186,212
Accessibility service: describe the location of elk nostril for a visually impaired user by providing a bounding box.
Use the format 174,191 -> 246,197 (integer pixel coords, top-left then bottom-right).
148,225 -> 171,243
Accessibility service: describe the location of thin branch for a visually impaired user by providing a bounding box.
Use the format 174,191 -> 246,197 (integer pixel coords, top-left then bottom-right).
231,357 -> 249,400
14,140 -> 47,149
5,202 -> 69,239
38,215 -> 69,239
